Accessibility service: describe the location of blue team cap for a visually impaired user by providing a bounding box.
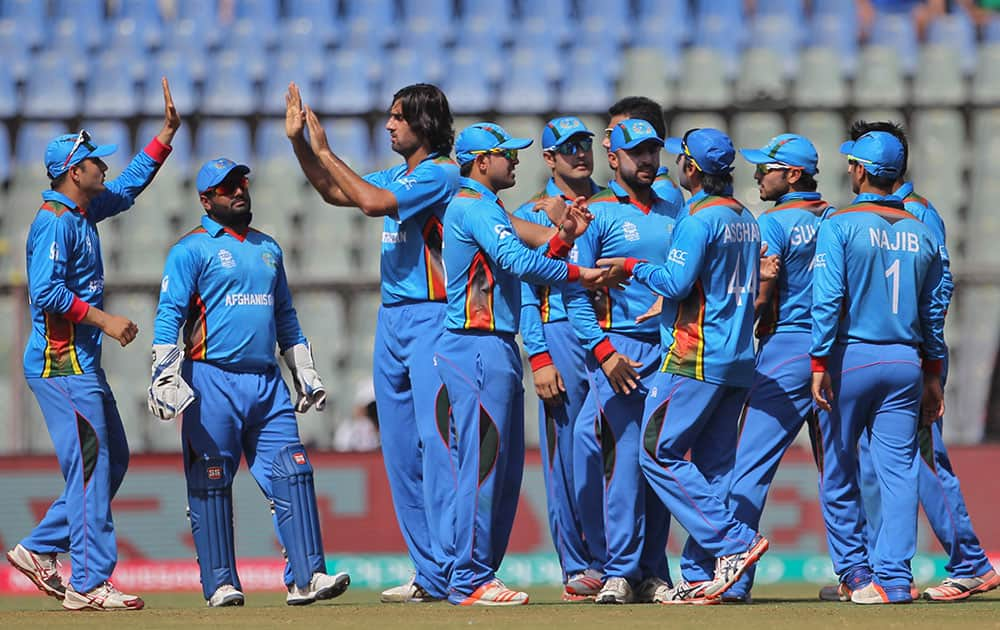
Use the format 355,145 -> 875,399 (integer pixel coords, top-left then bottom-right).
664,128 -> 735,176
542,116 -> 594,150
45,130 -> 117,179
609,118 -> 664,152
197,157 -> 251,193
839,131 -> 904,179
739,133 -> 819,174
455,122 -> 533,165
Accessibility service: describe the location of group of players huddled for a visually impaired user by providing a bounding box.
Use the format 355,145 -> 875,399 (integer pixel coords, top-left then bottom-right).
5,78 -> 996,610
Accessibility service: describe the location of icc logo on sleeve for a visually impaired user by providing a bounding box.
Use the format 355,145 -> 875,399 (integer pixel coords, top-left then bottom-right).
160,275 -> 169,293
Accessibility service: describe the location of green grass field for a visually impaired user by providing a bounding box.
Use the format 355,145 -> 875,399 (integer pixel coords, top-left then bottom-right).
1,585 -> 998,629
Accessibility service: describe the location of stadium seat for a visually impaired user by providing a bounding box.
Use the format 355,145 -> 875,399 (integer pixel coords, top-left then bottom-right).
343,0 -> 398,47
200,51 -> 257,116
442,48 -> 496,114
217,19 -> 272,82
347,290 -> 382,355
157,19 -> 209,79
693,0 -> 746,76
972,109 -> 1000,188
789,110 -> 848,206
577,0 -> 629,43
754,0 -> 805,20
139,118 -> 192,177
0,63 -> 15,118
809,12 -> 858,76
617,47 -> 677,108
318,51 -> 376,115
51,0 -> 108,50
868,12 -> 918,75
926,11 -> 977,75
913,45 -> 967,108
107,209 -> 176,283
731,112 -> 785,209
496,62 -> 555,115
518,0 -> 573,46
734,48 -> 789,105
260,52 -> 321,117
292,290 -> 347,376
0,19 -> 30,81
791,47 -> 849,109
298,210 -> 357,280
949,286 -> 1000,442
22,55 -> 80,118
143,53 -> 199,116
748,13 -> 802,62
908,109 -> 965,224
0,123 -> 9,185
82,64 -> 140,118
275,18 -> 330,70
669,112 -> 728,139
14,122 -> 70,178
852,46 -> 907,108
557,48 -> 614,113
676,47 -> 733,109
494,116 -> 549,208
971,43 -> 1000,106
194,119 -> 253,168
0,0 -> 44,47
377,48 -> 446,108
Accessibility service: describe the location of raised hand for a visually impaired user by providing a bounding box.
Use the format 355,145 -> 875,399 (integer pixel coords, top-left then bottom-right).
156,77 -> 181,145
303,105 -> 330,155
285,82 -> 306,140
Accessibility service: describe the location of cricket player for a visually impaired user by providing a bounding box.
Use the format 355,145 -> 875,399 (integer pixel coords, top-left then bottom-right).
811,130 -> 947,604
437,122 -> 605,606
563,119 -> 677,605
841,121 -> 999,602
514,116 -> 604,600
5,79 -> 178,611
148,158 -> 350,607
596,128 -> 771,604
286,83 -> 457,602
720,134 -> 834,602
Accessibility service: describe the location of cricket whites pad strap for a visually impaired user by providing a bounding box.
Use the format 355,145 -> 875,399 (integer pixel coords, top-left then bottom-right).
186,456 -> 240,598
271,443 -> 325,588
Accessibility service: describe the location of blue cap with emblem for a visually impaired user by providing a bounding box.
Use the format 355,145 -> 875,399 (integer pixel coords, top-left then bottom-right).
839,131 -> 905,179
45,130 -> 117,179
542,116 -> 594,150
197,157 -> 251,193
665,128 -> 736,176
739,133 -> 819,174
609,118 -> 664,152
455,122 -> 533,165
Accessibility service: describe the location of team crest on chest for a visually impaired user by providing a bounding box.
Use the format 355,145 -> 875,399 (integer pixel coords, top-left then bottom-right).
623,221 -> 640,242
218,249 -> 236,268
261,251 -> 276,268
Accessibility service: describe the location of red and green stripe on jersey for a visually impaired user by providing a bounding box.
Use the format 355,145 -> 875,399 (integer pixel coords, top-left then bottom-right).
183,293 -> 208,360
42,313 -> 83,377
421,215 -> 446,301
463,251 -> 496,331
662,279 -> 707,380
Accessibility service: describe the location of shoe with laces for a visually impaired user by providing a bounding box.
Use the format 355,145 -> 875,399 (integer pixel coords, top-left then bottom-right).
654,580 -> 719,605
207,584 -> 244,607
564,569 -> 603,600
820,566 -> 872,602
458,579 -> 529,606
635,576 -> 670,603
595,576 -> 634,604
380,575 -> 441,603
62,582 -> 144,611
851,582 -> 913,604
286,572 -> 351,606
704,534 -> 769,599
6,544 -> 66,601
923,570 -> 1000,602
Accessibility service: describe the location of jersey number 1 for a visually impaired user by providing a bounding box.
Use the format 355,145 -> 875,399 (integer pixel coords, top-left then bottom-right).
885,258 -> 900,314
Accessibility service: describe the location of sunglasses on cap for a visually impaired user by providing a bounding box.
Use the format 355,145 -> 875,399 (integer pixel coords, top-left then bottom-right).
680,128 -> 705,173
471,148 -> 518,161
755,162 -> 793,177
204,176 -> 250,197
546,137 -> 594,155
63,129 -> 98,170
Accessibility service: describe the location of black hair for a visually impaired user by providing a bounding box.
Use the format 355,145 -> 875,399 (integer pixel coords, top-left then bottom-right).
864,170 -> 897,192
849,119 -> 909,177
792,171 -> 819,192
392,83 -> 454,156
49,171 -> 68,189
608,96 -> 666,141
702,171 -> 734,196
459,160 -> 474,177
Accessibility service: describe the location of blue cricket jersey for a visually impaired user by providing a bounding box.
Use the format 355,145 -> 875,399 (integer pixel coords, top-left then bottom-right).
362,153 -> 460,305
564,180 -> 680,357
153,215 -> 307,372
756,191 -> 834,337
896,181 -> 954,309
23,138 -> 172,378
442,178 -> 578,334
514,177 -> 602,357
630,191 -> 761,387
810,193 -> 946,362
652,166 -> 686,215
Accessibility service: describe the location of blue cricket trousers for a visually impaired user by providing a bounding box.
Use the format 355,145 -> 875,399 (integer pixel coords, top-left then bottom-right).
373,301 -> 454,598
23,370 -> 130,593
818,342 -> 921,589
435,330 -> 524,603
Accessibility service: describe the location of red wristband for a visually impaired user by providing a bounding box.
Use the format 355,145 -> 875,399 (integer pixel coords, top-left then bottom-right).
565,263 -> 580,282
922,358 -> 943,375
143,137 -> 173,163
810,356 -> 827,372
624,257 -> 644,275
65,296 -> 90,323
547,233 -> 572,259
530,352 -> 554,371
593,337 -> 616,364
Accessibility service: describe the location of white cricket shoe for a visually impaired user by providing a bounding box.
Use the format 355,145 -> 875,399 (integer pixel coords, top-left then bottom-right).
635,576 -> 670,603
705,534 -> 769,599
654,580 -> 719,605
208,584 -> 245,607
286,571 -> 351,606
595,576 -> 634,604
62,581 -> 144,611
563,569 -> 603,600
380,575 -> 440,603
6,543 -> 66,601
458,579 -> 529,606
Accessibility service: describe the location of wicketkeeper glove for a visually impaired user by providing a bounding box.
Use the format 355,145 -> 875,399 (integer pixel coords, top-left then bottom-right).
282,342 -> 327,413
147,344 -> 196,420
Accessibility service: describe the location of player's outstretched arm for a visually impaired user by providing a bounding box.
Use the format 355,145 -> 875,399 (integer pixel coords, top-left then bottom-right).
156,76 -> 181,146
285,83 -> 350,206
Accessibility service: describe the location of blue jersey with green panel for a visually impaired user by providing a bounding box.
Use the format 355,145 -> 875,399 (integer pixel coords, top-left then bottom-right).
515,177 -> 602,356
23,141 -> 170,378
755,191 -> 834,336
153,215 -> 306,372
363,154 -> 460,305
632,192 -> 761,387
564,180 -> 680,352
896,181 -> 953,309
442,178 -> 576,334
810,193 -> 946,361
